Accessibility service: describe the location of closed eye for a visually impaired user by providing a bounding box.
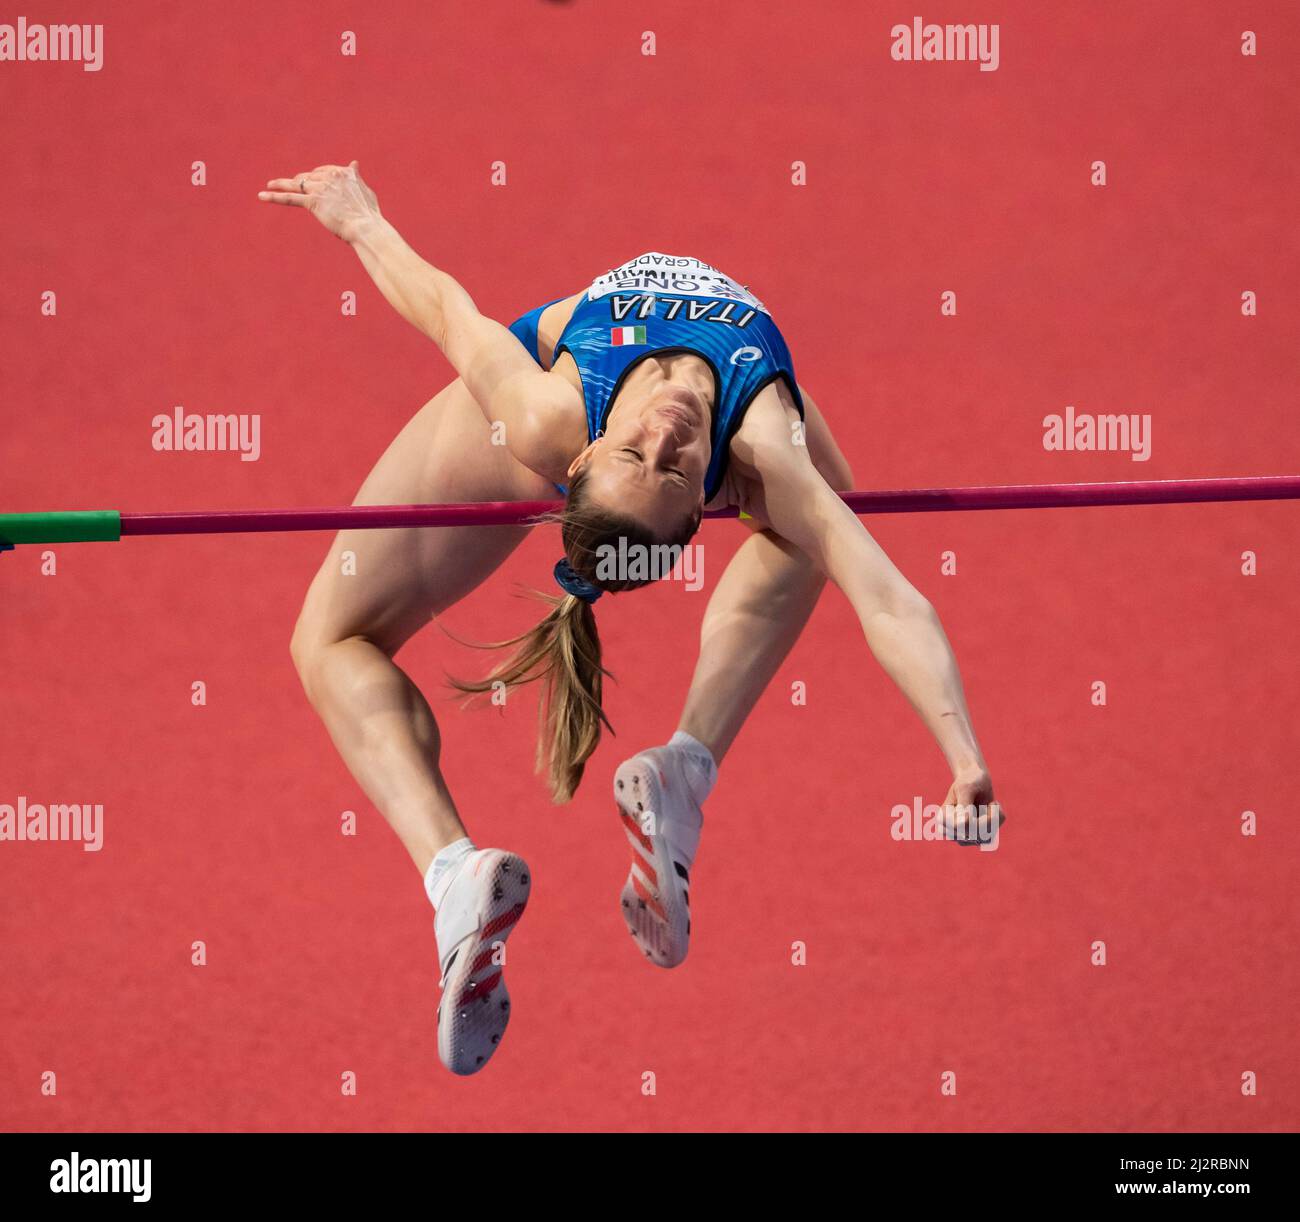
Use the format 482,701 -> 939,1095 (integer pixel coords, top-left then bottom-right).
620,447 -> 689,487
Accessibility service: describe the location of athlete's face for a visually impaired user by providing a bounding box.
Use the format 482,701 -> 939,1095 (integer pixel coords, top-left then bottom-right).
568,383 -> 710,536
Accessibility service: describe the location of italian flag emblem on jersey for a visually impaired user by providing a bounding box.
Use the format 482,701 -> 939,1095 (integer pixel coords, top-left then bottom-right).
610,325 -> 647,346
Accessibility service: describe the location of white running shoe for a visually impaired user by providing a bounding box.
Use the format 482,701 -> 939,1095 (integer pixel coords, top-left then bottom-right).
614,746 -> 706,968
434,848 -> 531,1075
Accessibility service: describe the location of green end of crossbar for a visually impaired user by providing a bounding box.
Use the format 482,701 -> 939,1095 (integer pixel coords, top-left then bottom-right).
0,510 -> 122,546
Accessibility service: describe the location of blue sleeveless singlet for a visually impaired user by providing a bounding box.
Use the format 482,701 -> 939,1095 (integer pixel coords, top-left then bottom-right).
509,253 -> 803,501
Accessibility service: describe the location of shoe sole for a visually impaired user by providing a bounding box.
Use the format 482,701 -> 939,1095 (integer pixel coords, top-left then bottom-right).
614,758 -> 691,969
436,850 -> 531,1075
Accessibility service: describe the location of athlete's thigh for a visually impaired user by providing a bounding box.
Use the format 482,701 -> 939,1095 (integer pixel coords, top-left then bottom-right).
299,378 -> 555,655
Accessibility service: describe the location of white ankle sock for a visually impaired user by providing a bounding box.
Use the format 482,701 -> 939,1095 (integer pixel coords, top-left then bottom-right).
668,731 -> 718,801
424,837 -> 477,910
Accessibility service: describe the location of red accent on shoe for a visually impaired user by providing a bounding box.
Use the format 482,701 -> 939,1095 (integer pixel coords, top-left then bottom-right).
459,970 -> 502,1007
619,807 -> 655,855
630,871 -> 667,920
483,903 -> 526,939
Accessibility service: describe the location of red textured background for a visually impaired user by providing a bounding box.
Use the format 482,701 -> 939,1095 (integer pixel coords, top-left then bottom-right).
1,0 -> 1297,1131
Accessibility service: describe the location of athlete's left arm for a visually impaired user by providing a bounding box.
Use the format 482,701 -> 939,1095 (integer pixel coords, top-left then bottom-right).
732,384 -> 1000,837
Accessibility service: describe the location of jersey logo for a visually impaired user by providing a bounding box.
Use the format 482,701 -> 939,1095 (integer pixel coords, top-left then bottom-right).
610,326 -> 647,346
729,346 -> 763,365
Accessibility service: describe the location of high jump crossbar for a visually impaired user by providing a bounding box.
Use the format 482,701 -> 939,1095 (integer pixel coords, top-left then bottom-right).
2,475 -> 1299,548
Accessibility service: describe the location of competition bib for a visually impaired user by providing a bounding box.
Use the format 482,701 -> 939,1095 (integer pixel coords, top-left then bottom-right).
586,253 -> 769,314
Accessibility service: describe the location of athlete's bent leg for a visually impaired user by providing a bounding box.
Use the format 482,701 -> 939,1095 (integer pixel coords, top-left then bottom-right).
289,378 -> 552,1071
617,389 -> 852,966
615,529 -> 825,966
289,380 -> 542,873
677,528 -> 825,764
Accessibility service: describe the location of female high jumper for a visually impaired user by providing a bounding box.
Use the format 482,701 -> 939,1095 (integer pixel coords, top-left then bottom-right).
260,162 -> 1001,1075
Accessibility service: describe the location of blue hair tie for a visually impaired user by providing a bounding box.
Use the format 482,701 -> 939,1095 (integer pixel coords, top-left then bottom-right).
553,557 -> 603,604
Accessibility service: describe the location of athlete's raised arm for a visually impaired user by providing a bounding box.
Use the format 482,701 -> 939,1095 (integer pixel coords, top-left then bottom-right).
729,383 -> 1001,841
258,162 -> 579,467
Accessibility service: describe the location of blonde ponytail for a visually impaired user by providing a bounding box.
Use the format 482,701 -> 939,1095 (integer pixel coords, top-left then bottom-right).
449,590 -> 609,803
448,467 -> 701,804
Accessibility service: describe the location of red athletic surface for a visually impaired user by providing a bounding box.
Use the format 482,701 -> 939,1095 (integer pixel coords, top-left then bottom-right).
2,1 -> 1297,1132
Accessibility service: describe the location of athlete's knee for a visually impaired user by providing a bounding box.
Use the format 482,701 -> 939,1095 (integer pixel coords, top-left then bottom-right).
290,588 -> 353,701
289,608 -> 329,699
291,596 -> 403,706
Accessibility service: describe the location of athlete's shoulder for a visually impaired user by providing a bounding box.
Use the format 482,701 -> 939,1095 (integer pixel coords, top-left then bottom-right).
718,381 -> 805,494
714,382 -> 841,532
729,379 -> 805,459
535,293 -> 587,363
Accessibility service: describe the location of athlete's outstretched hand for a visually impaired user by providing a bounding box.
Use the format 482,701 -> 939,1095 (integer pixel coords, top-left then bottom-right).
940,768 -> 1004,847
258,161 -> 381,243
